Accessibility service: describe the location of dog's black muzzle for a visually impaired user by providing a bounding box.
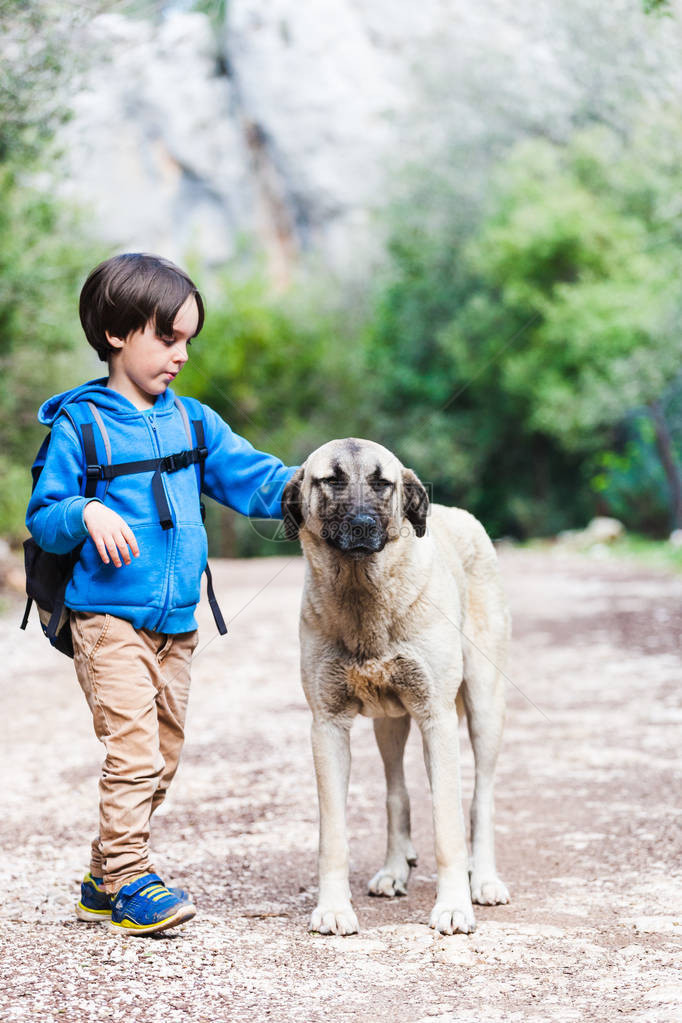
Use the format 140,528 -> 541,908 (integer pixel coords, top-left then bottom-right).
324,513 -> 386,558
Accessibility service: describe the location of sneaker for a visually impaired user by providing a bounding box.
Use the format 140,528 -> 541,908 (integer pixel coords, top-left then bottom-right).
75,873 -> 111,921
109,873 -> 196,935
75,872 -> 193,923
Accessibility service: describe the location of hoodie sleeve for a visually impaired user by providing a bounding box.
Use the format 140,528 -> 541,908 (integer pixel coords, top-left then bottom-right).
26,415 -> 97,553
200,404 -> 297,518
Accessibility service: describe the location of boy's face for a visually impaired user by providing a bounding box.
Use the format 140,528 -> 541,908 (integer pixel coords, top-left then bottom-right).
106,296 -> 199,409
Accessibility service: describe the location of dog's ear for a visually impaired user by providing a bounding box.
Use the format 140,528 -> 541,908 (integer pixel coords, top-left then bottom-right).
402,468 -> 429,538
282,465 -> 305,541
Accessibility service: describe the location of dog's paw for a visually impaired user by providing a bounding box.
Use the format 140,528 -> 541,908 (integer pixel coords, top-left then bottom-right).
368,867 -> 409,897
429,900 -> 476,935
309,904 -> 359,936
470,875 -> 510,906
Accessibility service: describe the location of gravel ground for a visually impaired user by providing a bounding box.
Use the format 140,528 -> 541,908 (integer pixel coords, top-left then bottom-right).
0,549 -> 680,1023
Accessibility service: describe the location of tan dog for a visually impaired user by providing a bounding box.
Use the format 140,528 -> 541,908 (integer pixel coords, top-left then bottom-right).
283,438 -> 510,936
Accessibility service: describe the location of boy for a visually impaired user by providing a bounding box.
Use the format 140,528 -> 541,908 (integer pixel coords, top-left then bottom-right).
26,253 -> 297,935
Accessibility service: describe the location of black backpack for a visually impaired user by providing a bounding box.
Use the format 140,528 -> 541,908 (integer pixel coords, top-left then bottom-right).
20,397 -> 227,656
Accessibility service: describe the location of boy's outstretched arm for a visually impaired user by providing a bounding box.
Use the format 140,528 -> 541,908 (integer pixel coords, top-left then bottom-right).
199,405 -> 297,518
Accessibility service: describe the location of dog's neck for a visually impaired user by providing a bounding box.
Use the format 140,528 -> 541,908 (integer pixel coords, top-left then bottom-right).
300,531 -> 432,659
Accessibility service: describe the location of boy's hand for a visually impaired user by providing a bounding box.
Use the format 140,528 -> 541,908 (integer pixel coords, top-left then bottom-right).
83,501 -> 140,567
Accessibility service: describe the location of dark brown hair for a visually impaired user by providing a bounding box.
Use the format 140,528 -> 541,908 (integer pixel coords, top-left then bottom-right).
79,253 -> 205,362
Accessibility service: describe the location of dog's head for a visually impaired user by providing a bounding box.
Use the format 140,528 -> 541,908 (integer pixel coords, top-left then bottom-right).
282,438 -> 429,558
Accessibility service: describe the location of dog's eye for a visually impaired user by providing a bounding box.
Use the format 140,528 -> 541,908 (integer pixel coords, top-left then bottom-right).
372,478 -> 394,490
319,476 -> 346,488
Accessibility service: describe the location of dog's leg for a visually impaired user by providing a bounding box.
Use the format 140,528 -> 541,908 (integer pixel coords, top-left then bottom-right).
368,715 -> 417,897
420,709 -> 476,934
309,718 -> 359,936
462,660 -> 510,906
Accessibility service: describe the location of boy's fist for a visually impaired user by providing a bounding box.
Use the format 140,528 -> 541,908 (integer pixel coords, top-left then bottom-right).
83,501 -> 140,567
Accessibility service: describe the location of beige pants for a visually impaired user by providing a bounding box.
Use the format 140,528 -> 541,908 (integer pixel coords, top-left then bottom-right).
70,612 -> 198,894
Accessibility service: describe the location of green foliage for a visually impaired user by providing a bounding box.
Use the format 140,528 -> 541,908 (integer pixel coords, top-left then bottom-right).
590,415 -> 673,534
0,0 -> 62,162
460,128 -> 681,446
176,266 -> 369,554
524,532 -> 682,572
607,533 -> 682,572
180,267 -> 366,458
0,0 -> 104,541
0,458 -> 32,542
364,119 -> 682,537
0,0 -> 104,164
0,170 -> 101,539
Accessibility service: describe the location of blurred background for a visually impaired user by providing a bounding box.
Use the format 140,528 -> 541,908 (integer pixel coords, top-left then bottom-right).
1,0 -> 681,558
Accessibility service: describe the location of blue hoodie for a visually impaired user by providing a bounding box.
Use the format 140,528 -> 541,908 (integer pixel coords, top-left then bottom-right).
26,379 -> 296,633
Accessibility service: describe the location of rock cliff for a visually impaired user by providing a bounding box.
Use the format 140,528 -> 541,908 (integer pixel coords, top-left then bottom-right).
57,0 -> 682,278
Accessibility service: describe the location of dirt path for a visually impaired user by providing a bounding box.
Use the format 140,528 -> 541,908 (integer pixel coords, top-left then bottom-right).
1,549 -> 680,1022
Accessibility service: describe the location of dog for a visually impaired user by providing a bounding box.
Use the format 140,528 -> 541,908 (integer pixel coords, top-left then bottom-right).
282,438 -> 511,936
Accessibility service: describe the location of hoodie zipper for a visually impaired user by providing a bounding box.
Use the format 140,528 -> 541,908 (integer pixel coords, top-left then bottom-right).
148,411 -> 175,631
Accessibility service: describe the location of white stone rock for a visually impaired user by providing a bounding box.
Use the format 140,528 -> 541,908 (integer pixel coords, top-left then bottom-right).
47,1 -> 682,275
583,517 -> 626,544
59,12 -> 252,268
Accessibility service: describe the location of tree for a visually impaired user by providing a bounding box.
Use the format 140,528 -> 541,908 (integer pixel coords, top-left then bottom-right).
446,123 -> 682,531
364,118 -> 682,537
0,1 -> 104,539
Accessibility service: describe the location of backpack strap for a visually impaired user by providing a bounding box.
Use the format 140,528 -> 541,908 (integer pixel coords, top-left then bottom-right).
19,595 -> 32,631
191,418 -> 208,520
86,449 -> 206,531
75,401 -> 112,502
86,401 -> 111,463
203,561 -> 227,635
45,570 -> 72,645
79,400 -> 201,531
175,396 -> 208,517
175,398 -> 226,637
174,396 -> 194,446
81,422 -> 101,500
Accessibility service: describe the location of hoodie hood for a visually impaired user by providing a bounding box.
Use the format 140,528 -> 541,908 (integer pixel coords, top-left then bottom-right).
38,378 -> 176,426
